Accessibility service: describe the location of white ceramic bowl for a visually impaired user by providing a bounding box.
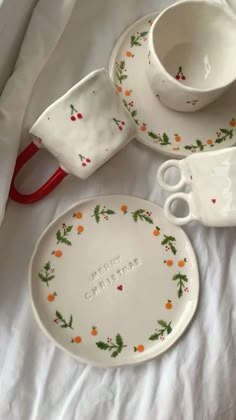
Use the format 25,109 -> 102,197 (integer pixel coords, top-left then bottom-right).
146,0 -> 236,112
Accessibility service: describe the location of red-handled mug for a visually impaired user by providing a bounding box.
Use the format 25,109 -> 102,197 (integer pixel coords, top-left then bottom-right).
10,68 -> 137,204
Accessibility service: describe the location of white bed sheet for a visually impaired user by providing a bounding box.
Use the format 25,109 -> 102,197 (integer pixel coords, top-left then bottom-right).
0,0 -> 38,94
1,1 -> 236,419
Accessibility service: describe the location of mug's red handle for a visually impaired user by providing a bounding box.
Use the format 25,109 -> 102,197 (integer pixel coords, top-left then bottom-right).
9,142 -> 68,204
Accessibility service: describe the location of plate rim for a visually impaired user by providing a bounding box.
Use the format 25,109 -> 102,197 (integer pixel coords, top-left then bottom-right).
29,194 -> 200,368
109,11 -> 236,158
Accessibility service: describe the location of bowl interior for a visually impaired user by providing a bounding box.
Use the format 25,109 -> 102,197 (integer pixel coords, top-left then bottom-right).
152,1 -> 236,90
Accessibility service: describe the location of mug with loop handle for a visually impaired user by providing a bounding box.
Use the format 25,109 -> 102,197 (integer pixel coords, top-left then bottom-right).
9,68 -> 137,204
157,159 -> 188,193
164,192 -> 197,226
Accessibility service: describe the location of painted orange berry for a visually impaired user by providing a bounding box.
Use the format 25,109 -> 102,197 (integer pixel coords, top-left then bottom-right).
137,344 -> 144,352
166,259 -> 173,267
121,205 -> 128,212
153,228 -> 160,236
230,119 -> 236,127
140,125 -> 147,132
47,294 -> 55,302
178,259 -> 186,267
74,211 -> 82,219
73,336 -> 82,343
116,86 -> 122,93
54,250 -> 62,258
125,89 -> 132,96
91,326 -> 98,336
165,300 -> 173,310
207,139 -> 213,145
174,134 -> 181,142
134,344 -> 145,352
77,225 -> 84,233
126,51 -> 132,57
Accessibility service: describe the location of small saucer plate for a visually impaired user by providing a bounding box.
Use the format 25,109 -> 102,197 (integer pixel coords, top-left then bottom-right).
29,195 -> 199,367
109,13 -> 236,157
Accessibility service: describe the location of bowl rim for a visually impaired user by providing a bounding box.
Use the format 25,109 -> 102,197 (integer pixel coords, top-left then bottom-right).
149,0 -> 236,93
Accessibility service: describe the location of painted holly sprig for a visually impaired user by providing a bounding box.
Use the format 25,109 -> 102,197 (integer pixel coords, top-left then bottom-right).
96,334 -> 127,358
123,99 -> 147,131
54,310 -> 74,329
148,131 -> 171,146
184,139 -> 206,152
123,99 -> 140,125
113,118 -> 126,131
184,122 -> 235,152
116,60 -> 128,84
161,235 -> 177,255
56,224 -> 73,246
130,31 -> 148,47
70,104 -> 83,121
215,128 -> 233,144
149,320 -> 172,341
91,205 -> 116,223
172,273 -> 189,298
131,209 -> 153,224
38,262 -> 55,287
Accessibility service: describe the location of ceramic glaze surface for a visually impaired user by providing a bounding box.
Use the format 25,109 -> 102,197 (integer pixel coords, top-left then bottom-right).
157,148 -> 236,226
109,13 -> 236,157
146,0 -> 236,112
29,196 -> 199,367
30,69 -> 136,178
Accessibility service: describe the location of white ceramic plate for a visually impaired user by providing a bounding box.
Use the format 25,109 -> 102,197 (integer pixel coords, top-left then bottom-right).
30,195 -> 199,367
109,13 -> 236,158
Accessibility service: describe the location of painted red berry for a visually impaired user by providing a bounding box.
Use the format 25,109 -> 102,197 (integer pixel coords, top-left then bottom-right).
121,121 -> 125,125
119,126 -> 123,131
176,75 -> 180,80
77,113 -> 83,119
182,76 -> 186,80
86,158 -> 91,163
71,116 -> 76,121
82,162 -> 86,167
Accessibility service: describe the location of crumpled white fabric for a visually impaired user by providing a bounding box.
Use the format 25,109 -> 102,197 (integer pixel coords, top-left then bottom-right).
0,1 -> 236,420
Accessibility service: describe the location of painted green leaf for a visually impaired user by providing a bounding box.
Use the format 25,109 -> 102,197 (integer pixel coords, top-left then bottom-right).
184,145 -> 193,150
166,323 -> 172,334
120,60 -> 125,70
148,131 -> 159,140
44,262 -> 50,271
220,128 -> 229,134
162,133 -> 171,145
96,341 -> 109,350
116,333 -> 123,347
111,350 -> 120,358
158,320 -> 167,328
149,333 -> 160,341
105,210 -> 116,215
56,310 -> 63,320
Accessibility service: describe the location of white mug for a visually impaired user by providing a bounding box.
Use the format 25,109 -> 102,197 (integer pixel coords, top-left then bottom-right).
10,68 -> 137,204
146,0 -> 236,112
157,148 -> 236,226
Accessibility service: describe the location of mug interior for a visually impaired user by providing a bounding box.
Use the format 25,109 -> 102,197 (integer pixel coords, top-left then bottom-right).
152,1 -> 236,90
